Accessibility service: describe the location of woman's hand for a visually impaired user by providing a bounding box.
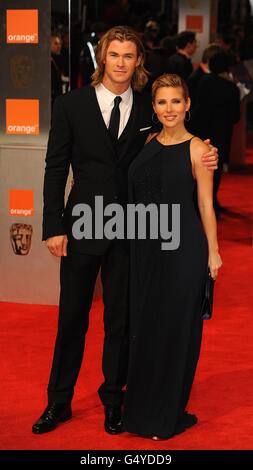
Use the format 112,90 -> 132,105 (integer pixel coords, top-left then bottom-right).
208,252 -> 223,280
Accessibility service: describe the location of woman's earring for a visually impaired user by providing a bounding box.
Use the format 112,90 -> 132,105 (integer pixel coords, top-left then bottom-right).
185,110 -> 191,122
152,112 -> 159,124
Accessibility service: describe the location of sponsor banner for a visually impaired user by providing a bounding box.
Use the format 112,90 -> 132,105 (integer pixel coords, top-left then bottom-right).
9,189 -> 34,217
6,99 -> 39,135
186,15 -> 203,33
6,9 -> 38,44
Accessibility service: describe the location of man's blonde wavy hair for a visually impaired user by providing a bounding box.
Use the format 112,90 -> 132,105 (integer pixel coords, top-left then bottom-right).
91,25 -> 148,92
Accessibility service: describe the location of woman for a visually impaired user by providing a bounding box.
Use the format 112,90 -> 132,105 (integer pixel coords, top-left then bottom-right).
124,74 -> 222,440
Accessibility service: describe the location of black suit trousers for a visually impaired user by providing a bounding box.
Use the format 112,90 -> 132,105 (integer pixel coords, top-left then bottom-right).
47,240 -> 129,406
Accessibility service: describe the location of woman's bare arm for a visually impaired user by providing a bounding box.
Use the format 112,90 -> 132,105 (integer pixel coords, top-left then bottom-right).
191,137 -> 222,279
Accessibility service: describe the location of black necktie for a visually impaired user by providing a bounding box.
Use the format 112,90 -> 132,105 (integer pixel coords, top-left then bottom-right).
108,96 -> 122,141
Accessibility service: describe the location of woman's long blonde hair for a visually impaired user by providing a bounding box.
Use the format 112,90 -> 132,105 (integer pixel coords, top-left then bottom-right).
91,26 -> 149,92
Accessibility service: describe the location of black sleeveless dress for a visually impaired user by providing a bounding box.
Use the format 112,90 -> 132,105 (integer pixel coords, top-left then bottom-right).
124,137 -> 208,438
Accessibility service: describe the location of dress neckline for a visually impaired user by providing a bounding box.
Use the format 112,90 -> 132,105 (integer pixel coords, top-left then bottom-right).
155,137 -> 194,147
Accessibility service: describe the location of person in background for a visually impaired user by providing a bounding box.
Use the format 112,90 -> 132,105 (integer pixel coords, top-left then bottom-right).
61,30 -> 70,92
213,32 -> 238,67
190,51 -> 240,216
143,19 -> 161,49
166,31 -> 197,80
51,33 -> 64,107
79,22 -> 107,87
188,43 -> 222,110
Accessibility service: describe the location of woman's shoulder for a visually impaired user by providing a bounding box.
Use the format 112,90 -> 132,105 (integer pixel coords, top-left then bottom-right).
190,136 -> 209,157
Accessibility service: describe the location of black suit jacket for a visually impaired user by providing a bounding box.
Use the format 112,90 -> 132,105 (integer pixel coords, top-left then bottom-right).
187,66 -> 206,110
43,85 -> 154,254
166,52 -> 193,80
190,74 -> 240,162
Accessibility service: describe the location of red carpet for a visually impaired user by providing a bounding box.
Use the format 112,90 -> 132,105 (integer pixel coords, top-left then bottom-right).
0,152 -> 252,450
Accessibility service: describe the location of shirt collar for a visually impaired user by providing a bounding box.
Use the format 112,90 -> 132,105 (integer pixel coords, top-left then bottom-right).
97,82 -> 132,106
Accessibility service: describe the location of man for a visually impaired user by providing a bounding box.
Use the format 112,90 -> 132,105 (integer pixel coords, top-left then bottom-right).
190,51 -> 240,216
187,43 -> 222,110
166,30 -> 197,80
50,33 -> 64,107
32,26 -> 218,436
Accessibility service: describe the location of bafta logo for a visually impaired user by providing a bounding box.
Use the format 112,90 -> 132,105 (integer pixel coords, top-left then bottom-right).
10,55 -> 34,89
10,223 -> 33,255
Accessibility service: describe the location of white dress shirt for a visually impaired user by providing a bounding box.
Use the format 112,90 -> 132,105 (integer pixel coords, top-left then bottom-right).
95,83 -> 133,138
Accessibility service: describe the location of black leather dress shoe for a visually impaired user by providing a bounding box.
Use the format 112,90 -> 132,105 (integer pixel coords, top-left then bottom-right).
104,405 -> 123,435
32,402 -> 72,434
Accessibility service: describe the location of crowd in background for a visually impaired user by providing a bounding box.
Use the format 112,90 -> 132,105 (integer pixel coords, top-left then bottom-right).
49,1 -> 253,215
50,1 -> 253,114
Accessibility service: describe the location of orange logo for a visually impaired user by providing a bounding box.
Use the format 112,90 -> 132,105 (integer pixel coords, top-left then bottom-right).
9,189 -> 34,217
6,99 -> 39,135
186,15 -> 203,33
7,10 -> 38,44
